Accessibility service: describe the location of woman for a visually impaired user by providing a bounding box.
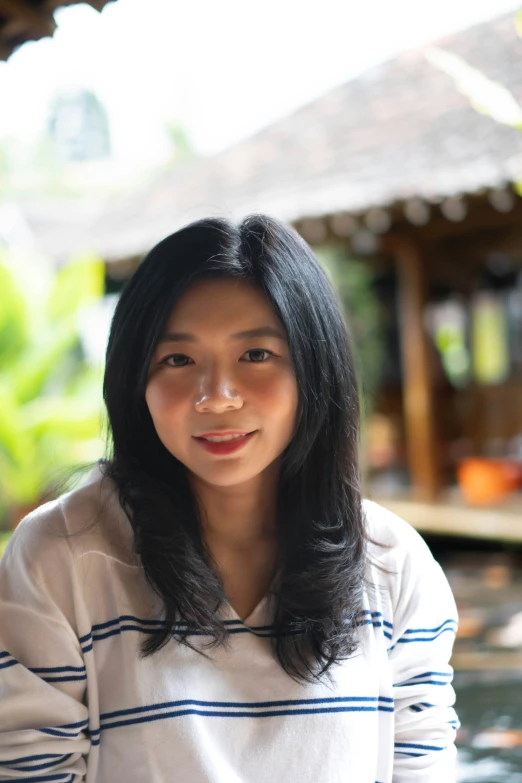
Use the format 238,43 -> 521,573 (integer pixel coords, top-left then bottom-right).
0,215 -> 459,782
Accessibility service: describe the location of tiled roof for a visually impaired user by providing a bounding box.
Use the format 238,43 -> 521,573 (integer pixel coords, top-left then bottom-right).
0,1 -> 116,60
53,11 -> 522,260
93,12 -> 522,260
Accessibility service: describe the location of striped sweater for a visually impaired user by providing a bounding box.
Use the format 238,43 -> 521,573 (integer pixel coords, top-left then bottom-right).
0,467 -> 459,782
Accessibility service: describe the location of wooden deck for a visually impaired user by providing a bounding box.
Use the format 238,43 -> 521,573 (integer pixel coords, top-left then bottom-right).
372,489 -> 522,543
451,650 -> 522,671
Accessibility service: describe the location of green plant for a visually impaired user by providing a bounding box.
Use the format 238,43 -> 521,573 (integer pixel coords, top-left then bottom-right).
315,244 -> 385,412
0,531 -> 12,558
0,250 -> 106,526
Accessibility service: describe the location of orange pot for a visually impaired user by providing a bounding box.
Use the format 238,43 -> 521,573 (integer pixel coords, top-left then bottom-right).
457,458 -> 522,506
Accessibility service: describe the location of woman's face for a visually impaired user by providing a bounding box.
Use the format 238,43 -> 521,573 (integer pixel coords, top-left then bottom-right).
145,277 -> 299,489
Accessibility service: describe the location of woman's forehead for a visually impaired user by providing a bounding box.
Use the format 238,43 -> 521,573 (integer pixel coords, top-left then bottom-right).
164,277 -> 278,329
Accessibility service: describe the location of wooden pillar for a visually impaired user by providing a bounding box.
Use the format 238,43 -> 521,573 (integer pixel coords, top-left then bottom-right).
383,235 -> 441,502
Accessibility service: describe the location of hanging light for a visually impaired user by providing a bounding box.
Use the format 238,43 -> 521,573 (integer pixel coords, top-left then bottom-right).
351,229 -> 378,255
404,198 -> 431,226
298,218 -> 327,244
329,213 -> 358,237
441,197 -> 467,222
364,208 -> 392,234
488,189 -> 516,213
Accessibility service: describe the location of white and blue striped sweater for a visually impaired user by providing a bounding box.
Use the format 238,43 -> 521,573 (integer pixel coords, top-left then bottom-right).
0,468 -> 459,782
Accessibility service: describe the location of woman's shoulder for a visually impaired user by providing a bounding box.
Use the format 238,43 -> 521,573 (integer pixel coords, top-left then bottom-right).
3,463 -> 139,574
362,497 -> 434,569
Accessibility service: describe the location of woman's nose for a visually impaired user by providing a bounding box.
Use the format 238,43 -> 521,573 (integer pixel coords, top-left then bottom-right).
193,366 -> 243,413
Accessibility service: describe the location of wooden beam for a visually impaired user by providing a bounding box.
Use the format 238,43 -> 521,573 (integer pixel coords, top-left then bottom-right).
0,0 -> 116,60
400,195 -> 522,243
0,0 -> 55,37
382,234 -> 441,501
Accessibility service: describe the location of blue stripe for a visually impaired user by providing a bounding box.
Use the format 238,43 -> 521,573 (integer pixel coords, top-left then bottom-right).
0,658 -> 86,680
91,615 -> 163,633
388,620 -> 458,651
409,702 -> 437,712
4,754 -> 73,772
38,728 -> 82,738
0,774 -> 75,783
356,618 -> 393,639
87,702 -> 390,743
100,695 -> 393,721
1,753 -> 66,765
40,674 -> 88,683
89,728 -> 101,747
403,620 -> 457,634
395,742 -> 445,751
394,679 -> 450,687
359,611 -> 393,630
0,650 -> 11,659
38,719 -> 88,738
87,624 -> 183,643
79,609 -> 394,647
407,672 -> 452,679
31,666 -> 86,674
82,620 -> 279,645
0,658 -> 18,670
396,627 -> 457,644
56,720 -> 89,729
86,695 -> 394,733
101,704 -> 387,731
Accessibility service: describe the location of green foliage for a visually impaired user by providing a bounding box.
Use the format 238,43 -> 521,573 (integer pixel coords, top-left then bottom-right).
0,135 -> 72,199
164,121 -> 197,166
315,244 -> 385,411
0,251 -> 106,524
0,531 -> 11,558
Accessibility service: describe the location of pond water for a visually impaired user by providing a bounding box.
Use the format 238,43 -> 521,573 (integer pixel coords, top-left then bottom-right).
455,671 -> 522,782
431,540 -> 522,783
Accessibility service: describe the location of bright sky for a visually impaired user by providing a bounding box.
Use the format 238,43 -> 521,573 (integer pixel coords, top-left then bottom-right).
0,0 -> 520,171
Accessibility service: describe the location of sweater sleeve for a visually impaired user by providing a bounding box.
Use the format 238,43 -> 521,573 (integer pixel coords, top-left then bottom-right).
386,514 -> 460,783
0,503 -> 91,781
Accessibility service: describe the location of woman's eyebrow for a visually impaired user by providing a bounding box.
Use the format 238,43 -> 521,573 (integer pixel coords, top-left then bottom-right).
157,326 -> 286,344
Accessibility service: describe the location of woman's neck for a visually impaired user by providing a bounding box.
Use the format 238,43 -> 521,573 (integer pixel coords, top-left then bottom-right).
193,466 -> 279,550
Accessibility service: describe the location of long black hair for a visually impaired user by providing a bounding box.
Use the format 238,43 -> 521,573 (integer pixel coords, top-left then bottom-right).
101,214 -> 369,683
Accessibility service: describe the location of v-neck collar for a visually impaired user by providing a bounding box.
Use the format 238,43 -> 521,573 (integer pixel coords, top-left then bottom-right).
223,594 -> 272,628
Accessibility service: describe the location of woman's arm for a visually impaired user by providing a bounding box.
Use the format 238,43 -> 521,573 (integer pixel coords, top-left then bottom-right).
0,506 -> 91,781
386,514 -> 459,782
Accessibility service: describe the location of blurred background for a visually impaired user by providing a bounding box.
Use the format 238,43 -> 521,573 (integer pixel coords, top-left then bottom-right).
1,1 -> 522,779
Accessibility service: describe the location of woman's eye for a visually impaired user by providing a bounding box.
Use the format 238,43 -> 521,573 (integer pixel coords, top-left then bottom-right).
161,350 -> 274,367
243,349 -> 273,363
162,354 -> 192,367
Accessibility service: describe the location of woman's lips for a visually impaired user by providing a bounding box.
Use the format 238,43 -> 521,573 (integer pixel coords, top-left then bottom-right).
194,431 -> 257,455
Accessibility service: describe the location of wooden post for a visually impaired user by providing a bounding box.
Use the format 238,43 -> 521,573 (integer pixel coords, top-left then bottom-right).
383,235 -> 441,501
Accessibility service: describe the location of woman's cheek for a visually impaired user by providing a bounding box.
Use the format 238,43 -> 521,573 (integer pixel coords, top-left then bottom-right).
258,371 -> 298,419
145,377 -> 175,417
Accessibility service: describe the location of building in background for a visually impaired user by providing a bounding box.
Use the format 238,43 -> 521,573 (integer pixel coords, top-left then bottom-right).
5,9 -> 522,540
48,89 -> 111,162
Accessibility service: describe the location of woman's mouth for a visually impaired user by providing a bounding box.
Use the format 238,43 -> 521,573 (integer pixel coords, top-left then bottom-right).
193,431 -> 257,455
